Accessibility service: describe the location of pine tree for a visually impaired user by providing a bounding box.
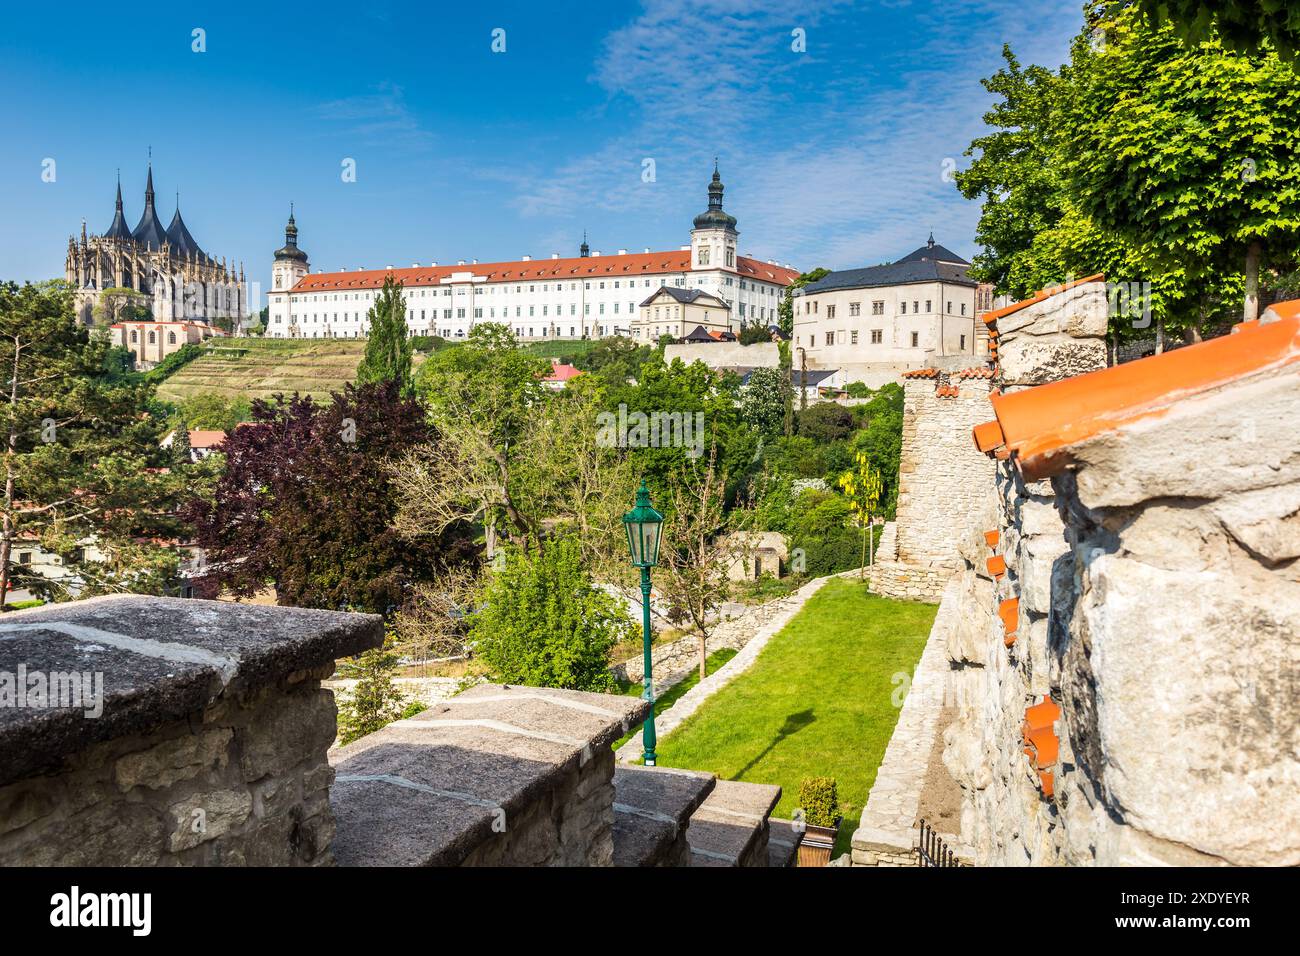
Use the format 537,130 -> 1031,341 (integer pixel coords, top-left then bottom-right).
356,275 -> 413,396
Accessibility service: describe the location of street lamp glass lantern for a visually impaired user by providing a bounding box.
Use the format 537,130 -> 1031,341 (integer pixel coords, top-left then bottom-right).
622,480 -> 664,568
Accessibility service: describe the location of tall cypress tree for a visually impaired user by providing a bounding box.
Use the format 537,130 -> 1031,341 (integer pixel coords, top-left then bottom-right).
356,275 -> 413,396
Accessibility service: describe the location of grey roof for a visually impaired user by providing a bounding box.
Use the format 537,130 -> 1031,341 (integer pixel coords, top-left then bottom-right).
640,286 -> 729,308
131,166 -> 169,250
802,237 -> 974,295
787,368 -> 837,387
897,240 -> 969,266
104,179 -> 132,241
166,207 -> 207,261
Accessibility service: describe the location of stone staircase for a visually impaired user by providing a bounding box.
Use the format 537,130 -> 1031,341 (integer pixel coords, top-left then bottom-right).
612,768 -> 790,867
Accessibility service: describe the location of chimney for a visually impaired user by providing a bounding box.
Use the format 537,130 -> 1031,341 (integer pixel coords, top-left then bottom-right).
472,258 -> 478,264
551,252 -> 559,259
644,247 -> 650,254
411,263 -> 419,268
618,249 -> 627,256
522,255 -> 532,261
430,261 -> 437,267
458,259 -> 465,266
592,250 -> 601,257
386,265 -> 393,270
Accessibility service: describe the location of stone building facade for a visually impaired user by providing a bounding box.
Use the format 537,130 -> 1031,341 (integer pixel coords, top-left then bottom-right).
65,165 -> 247,328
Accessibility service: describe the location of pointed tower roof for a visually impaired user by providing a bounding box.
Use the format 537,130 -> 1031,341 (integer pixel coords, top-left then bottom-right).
692,160 -> 738,232
166,195 -> 207,261
131,164 -> 169,250
104,171 -> 133,241
579,231 -> 590,258
274,203 -> 308,263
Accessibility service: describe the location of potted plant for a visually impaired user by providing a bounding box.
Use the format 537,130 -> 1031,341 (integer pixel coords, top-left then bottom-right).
796,776 -> 842,867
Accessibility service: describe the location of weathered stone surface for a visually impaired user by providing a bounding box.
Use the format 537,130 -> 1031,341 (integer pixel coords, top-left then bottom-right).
613,765 -> 714,867
767,818 -> 801,868
330,684 -> 649,866
687,779 -> 780,867
167,788 -> 253,851
0,595 -> 382,787
114,727 -> 233,791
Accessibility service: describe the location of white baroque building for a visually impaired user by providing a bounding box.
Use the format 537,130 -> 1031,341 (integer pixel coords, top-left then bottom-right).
267,166 -> 798,341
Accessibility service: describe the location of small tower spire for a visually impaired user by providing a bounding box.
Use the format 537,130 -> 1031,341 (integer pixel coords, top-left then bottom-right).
579,230 -> 590,258
927,230 -> 935,248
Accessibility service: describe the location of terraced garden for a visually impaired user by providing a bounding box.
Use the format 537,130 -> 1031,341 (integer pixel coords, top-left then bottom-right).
156,339 -> 402,402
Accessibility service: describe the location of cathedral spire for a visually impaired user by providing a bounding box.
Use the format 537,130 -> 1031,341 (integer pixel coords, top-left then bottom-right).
131,157 -> 168,250
104,169 -> 133,241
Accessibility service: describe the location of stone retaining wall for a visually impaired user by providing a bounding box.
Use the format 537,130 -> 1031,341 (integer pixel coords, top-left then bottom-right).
866,561 -> 950,603
0,596 -> 382,866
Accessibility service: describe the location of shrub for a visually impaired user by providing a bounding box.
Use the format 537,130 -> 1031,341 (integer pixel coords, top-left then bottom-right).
799,776 -> 840,828
790,528 -> 861,576
336,637 -> 407,745
469,537 -> 633,692
796,402 -> 855,443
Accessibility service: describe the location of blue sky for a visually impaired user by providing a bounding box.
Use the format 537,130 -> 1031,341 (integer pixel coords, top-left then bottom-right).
2,0 -> 1085,304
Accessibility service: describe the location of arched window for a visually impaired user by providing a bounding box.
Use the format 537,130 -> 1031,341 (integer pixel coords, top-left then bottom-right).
148,330 -> 156,344
130,330 -> 138,343
168,331 -> 177,345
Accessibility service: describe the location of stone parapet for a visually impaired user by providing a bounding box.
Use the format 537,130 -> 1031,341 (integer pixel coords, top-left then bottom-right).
330,684 -> 650,867
0,596 -> 382,866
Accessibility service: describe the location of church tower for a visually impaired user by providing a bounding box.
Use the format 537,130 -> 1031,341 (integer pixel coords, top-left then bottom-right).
690,161 -> 738,272
272,205 -> 309,293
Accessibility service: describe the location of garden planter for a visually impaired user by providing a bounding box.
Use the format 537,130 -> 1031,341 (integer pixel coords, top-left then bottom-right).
797,817 -> 841,867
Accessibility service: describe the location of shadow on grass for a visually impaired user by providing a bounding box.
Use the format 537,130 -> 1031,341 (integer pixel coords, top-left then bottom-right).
732,708 -> 815,780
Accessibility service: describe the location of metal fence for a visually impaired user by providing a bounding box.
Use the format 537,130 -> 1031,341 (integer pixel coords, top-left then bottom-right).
916,818 -> 966,867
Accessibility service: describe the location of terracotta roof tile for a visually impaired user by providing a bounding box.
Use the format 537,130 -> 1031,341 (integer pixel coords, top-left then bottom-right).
987,554 -> 1006,578
984,530 -> 1000,549
981,306 -> 1300,481
291,252 -> 799,292
902,367 -> 939,379
998,597 -> 1020,634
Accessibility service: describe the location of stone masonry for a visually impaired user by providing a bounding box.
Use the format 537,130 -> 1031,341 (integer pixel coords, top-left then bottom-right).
0,596 -> 382,866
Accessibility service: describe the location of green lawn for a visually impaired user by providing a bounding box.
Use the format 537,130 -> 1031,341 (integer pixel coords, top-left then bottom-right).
612,648 -> 738,752
652,578 -> 936,856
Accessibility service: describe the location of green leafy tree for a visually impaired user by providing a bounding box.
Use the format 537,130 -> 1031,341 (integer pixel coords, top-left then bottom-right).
469,536 -> 631,692
336,632 -> 409,745
777,268 -> 830,336
92,286 -> 151,326
1133,1 -> 1300,60
0,280 -> 191,607
1064,4 -> 1300,322
740,367 -> 786,437
356,275 -> 414,395
176,392 -> 251,431
838,452 -> 884,575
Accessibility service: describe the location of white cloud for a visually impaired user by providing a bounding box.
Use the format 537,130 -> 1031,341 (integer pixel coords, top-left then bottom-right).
510,0 -> 1082,270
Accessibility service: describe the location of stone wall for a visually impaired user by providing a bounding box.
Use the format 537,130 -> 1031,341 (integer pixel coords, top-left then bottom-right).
938,281 -> 1300,866
866,561 -> 949,603
894,373 -> 998,569
330,683 -> 650,866
0,596 -> 382,866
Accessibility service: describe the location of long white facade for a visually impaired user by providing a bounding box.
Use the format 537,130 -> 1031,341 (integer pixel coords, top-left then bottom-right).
267,168 -> 797,341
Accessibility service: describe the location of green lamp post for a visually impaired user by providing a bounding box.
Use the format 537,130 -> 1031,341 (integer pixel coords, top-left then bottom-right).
622,479 -> 664,766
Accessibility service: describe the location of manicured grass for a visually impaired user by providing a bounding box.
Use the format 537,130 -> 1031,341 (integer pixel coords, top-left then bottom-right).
521,339 -> 598,360
612,647 -> 738,752
653,578 -> 936,857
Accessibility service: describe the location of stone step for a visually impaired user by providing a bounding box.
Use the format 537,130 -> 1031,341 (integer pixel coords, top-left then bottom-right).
767,818 -> 801,868
687,779 -> 782,867
612,765 -> 716,867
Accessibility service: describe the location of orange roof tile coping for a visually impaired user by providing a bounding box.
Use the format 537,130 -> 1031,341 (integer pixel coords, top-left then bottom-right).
986,554 -> 1006,578
986,311 -> 1300,481
982,274 -> 1105,327
972,419 -> 1005,453
1024,697 -> 1060,731
998,598 -> 1020,633
902,368 -> 939,379
1038,769 -> 1055,797
1263,299 -> 1300,322
1024,727 -> 1059,769
984,530 -> 1000,549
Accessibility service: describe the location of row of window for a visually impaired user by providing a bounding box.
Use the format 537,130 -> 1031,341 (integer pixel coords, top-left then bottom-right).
808,299 -> 969,317
128,329 -> 179,345
799,330 -> 969,350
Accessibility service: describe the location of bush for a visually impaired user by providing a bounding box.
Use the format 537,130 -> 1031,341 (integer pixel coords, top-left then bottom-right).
797,402 -> 855,443
790,528 -> 861,576
336,637 -> 408,745
799,776 -> 840,827
469,537 -> 633,692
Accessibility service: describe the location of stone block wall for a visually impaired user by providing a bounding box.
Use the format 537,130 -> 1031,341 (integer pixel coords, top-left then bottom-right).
0,596 -> 382,867
0,675 -> 338,866
894,373 -> 998,569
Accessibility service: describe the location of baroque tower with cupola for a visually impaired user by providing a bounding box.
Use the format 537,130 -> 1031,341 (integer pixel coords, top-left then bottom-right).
690,162 -> 738,272
65,164 -> 247,328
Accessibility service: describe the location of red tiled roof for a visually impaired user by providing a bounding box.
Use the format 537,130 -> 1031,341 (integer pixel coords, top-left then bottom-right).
955,365 -> 995,379
981,274 -> 1106,327
542,363 -> 583,383
902,368 -> 939,379
972,304 -> 1300,481
290,252 -> 799,292
188,430 -> 227,448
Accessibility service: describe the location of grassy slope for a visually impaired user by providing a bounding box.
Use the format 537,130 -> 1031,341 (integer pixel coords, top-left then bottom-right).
155,339 -> 430,403
612,647 -> 738,752
652,577 -> 936,856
